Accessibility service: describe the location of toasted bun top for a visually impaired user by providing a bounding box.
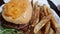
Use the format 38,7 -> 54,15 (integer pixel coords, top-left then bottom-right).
2,0 -> 32,24
3,0 -> 29,19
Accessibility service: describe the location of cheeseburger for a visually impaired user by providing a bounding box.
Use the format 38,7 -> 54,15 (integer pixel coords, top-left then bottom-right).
1,0 -> 32,31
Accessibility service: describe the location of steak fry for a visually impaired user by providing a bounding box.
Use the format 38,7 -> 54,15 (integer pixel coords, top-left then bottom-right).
45,22 -> 50,34
35,30 -> 42,34
40,6 -> 45,18
31,0 -> 33,7
34,14 -> 52,33
49,28 -> 55,34
26,1 -> 40,34
43,5 -> 51,34
44,5 -> 58,34
30,1 -> 40,27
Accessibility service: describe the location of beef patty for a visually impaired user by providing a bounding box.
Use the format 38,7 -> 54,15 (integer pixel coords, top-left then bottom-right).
0,14 -> 29,32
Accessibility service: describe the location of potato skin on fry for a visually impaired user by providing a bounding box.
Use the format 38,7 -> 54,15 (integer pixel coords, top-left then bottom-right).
45,22 -> 50,34
35,30 -> 42,34
49,28 -> 55,34
31,2 -> 40,27
34,14 -> 52,33
43,5 -> 51,34
43,5 -> 58,34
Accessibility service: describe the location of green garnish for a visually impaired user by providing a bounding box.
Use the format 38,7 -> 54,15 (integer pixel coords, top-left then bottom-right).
0,26 -> 18,34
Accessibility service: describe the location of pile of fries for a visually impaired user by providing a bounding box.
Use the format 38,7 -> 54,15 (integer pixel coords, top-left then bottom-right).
27,1 -> 60,34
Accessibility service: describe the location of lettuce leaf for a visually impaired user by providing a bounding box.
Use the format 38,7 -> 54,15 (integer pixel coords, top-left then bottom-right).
0,26 -> 18,34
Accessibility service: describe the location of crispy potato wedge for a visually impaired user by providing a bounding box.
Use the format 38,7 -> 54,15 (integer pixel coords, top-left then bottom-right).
43,4 -> 48,16
35,30 -> 42,34
49,28 -> 55,34
30,2 -> 40,27
44,5 -> 58,28
45,22 -> 50,34
40,6 -> 45,18
34,14 -> 52,33
47,7 -> 58,34
34,1 -> 38,8
32,6 -> 40,27
43,5 -> 51,34
43,5 -> 58,34
57,26 -> 60,34
31,0 -> 33,7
